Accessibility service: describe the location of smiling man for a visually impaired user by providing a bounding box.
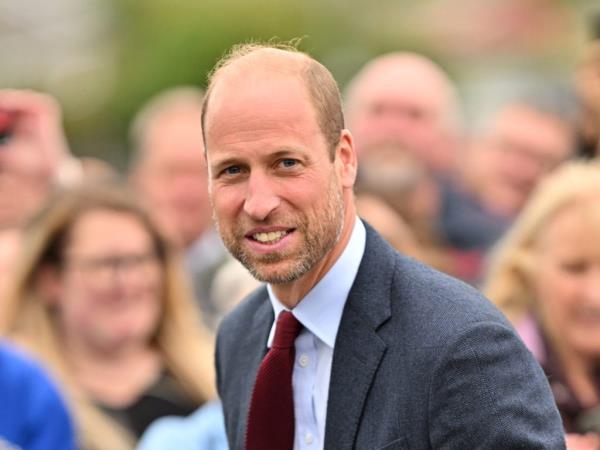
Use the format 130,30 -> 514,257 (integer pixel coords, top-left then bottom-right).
203,43 -> 565,450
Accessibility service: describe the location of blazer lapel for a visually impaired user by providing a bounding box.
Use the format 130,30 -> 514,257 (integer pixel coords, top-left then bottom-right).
324,224 -> 395,450
233,291 -> 273,450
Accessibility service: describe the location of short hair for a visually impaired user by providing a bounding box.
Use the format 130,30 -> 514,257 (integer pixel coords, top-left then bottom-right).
484,161 -> 600,322
201,42 -> 344,159
129,86 -> 205,170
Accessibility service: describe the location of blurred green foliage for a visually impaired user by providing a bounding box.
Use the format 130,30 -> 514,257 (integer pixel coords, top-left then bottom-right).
62,0 -> 586,168
67,0 -> 443,168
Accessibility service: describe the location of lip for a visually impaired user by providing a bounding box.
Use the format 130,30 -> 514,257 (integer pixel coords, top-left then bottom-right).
245,226 -> 293,236
244,228 -> 296,254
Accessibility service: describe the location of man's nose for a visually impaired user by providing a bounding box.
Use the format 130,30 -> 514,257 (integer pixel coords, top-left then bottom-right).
243,172 -> 281,221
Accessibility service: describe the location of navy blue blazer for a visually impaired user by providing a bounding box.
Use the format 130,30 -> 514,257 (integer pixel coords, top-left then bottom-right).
215,222 -> 565,449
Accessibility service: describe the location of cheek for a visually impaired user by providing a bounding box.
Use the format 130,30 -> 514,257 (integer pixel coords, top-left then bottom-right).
211,188 -> 241,222
533,268 -> 581,334
144,179 -> 170,201
56,282 -> 101,332
410,121 -> 434,139
353,113 -> 374,130
282,183 -> 317,206
126,294 -> 162,335
57,273 -> 162,332
534,267 -> 572,310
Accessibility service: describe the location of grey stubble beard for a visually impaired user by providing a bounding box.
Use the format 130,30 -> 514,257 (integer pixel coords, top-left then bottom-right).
213,180 -> 345,285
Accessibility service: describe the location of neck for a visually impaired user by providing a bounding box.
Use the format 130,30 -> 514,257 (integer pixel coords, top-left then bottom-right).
64,336 -> 162,407
272,210 -> 356,309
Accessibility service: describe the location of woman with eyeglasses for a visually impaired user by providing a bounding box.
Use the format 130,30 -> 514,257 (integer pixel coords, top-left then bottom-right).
0,182 -> 215,450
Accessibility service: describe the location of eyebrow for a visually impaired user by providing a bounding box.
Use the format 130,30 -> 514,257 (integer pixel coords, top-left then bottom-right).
210,156 -> 242,172
268,148 -> 310,160
210,147 -> 310,171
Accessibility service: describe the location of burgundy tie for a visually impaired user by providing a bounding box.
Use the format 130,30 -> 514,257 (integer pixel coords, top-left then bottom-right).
245,310 -> 303,450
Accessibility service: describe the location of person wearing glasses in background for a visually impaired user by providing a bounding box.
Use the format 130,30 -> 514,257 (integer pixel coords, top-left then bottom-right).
0,183 -> 216,450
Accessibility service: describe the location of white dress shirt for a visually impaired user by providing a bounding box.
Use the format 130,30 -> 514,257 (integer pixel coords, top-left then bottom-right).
267,218 -> 366,450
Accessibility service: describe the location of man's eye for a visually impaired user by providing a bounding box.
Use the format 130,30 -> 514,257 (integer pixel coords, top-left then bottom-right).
224,166 -> 241,175
281,159 -> 297,168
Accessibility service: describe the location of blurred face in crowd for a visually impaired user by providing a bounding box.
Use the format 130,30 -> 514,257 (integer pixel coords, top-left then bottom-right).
530,197 -> 600,361
475,105 -> 573,216
0,105 -> 58,228
346,55 -> 458,173
53,209 -> 163,352
358,147 -> 440,228
134,106 -> 211,248
205,53 -> 356,297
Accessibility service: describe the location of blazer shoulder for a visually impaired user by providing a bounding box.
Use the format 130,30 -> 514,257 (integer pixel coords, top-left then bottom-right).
359,223 -> 511,343
399,254 -> 505,315
217,285 -> 268,335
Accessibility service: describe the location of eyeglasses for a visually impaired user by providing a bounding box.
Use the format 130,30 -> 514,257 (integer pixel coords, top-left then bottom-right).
63,250 -> 161,288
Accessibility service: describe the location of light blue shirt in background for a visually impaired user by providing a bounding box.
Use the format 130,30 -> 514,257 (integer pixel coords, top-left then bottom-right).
136,401 -> 228,450
267,218 -> 366,450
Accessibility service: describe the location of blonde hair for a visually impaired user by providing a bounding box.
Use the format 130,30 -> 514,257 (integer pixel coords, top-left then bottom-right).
484,161 -> 600,322
0,182 -> 215,450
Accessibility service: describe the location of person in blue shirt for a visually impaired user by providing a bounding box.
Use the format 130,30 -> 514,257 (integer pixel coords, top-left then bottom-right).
0,341 -> 76,450
137,402 -> 227,450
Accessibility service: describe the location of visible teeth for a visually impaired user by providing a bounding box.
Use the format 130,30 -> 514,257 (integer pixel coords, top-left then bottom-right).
253,231 -> 288,243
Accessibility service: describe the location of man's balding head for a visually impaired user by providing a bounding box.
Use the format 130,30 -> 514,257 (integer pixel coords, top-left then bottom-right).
202,44 -> 344,158
344,52 -> 462,173
203,42 -> 358,299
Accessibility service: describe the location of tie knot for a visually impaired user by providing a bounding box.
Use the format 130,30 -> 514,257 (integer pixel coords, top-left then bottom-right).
272,311 -> 302,349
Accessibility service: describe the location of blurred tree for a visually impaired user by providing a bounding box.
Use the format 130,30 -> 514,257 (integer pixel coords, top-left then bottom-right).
1,0 -> 589,168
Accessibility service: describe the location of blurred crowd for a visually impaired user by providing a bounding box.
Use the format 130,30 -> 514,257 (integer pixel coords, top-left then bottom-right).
1,28 -> 600,450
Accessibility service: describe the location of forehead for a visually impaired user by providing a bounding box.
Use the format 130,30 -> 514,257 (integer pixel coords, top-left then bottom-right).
205,66 -> 323,152
490,106 -> 572,155
143,108 -> 205,162
68,209 -> 150,247
537,197 -> 600,252
354,61 -> 450,111
491,106 -> 567,140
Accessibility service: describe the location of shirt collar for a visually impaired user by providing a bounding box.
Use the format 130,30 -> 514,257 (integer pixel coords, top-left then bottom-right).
267,218 -> 366,349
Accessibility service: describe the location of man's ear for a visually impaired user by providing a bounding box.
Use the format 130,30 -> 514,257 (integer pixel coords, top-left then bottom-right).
335,129 -> 358,189
35,265 -> 62,307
